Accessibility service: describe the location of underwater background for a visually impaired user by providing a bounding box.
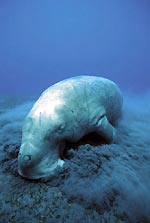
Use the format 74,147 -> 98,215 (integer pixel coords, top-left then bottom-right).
0,0 -> 149,223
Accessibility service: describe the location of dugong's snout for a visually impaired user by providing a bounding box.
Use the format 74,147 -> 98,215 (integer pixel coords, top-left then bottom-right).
18,145 -> 65,179
18,152 -> 39,179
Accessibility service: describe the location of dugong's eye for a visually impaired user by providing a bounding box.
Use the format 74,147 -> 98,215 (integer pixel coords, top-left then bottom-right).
57,126 -> 63,132
23,155 -> 31,161
56,124 -> 65,133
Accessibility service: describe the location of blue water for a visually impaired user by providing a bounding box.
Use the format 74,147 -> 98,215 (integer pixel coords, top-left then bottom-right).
0,0 -> 149,96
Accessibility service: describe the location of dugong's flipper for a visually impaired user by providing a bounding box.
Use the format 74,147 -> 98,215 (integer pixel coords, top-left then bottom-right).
96,115 -> 116,143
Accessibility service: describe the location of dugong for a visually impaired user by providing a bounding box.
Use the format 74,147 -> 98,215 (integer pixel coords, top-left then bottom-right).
18,76 -> 123,179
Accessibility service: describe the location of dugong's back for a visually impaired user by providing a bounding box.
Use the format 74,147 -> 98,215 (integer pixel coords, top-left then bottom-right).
41,76 -> 123,125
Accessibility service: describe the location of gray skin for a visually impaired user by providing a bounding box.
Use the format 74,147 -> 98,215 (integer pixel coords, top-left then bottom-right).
18,76 -> 123,179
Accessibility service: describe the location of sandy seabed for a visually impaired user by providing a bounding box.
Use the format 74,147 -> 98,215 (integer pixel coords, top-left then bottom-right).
0,93 -> 150,223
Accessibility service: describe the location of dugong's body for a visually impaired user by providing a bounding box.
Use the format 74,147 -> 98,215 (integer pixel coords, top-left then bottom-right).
18,76 -> 123,179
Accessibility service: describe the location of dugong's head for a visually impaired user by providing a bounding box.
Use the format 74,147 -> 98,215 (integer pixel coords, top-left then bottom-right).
18,97 -> 68,179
